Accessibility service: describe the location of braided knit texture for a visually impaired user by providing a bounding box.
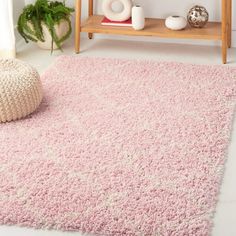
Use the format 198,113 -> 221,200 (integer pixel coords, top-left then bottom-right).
0,59 -> 42,123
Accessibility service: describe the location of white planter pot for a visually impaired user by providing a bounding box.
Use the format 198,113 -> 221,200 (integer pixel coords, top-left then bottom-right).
132,5 -> 145,30
165,16 -> 187,31
37,20 -> 69,50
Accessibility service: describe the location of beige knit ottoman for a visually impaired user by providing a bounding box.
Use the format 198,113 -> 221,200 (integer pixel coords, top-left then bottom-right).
0,59 -> 43,123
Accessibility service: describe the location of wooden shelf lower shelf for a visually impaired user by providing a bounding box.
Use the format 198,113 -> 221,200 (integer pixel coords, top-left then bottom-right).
81,15 -> 222,41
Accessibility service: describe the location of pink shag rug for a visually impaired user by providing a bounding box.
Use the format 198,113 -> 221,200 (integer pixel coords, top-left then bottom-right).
0,56 -> 236,236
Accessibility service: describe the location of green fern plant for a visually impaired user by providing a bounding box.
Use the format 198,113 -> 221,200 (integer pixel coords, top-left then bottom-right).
17,0 -> 74,53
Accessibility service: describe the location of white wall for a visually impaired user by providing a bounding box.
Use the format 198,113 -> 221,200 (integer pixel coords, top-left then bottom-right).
13,0 -> 236,46
13,0 -> 25,41
13,0 -> 25,25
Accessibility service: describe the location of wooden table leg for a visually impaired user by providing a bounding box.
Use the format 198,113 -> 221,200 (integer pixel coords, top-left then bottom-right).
88,0 -> 93,39
227,0 -> 232,48
222,0 -> 227,64
75,0 -> 81,53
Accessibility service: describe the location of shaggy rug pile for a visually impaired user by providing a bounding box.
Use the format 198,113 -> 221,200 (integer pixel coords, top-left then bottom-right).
0,56 -> 236,235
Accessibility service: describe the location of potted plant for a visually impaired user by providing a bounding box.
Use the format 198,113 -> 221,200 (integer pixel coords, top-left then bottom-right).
17,0 -> 74,52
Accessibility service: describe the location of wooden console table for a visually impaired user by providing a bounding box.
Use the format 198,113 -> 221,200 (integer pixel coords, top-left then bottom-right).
75,0 -> 232,64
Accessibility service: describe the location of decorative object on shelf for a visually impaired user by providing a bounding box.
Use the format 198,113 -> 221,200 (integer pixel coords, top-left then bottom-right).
102,0 -> 132,22
101,17 -> 132,26
165,16 -> 187,31
187,5 -> 209,28
17,0 -> 74,53
132,5 -> 145,30
0,58 -> 42,123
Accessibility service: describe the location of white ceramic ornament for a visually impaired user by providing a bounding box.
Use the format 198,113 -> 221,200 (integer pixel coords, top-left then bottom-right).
132,5 -> 145,30
102,0 -> 132,22
165,16 -> 187,31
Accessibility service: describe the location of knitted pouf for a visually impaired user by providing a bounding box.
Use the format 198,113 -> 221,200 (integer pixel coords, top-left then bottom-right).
0,59 -> 43,123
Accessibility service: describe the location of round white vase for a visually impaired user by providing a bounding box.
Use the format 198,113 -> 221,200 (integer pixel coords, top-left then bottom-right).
37,20 -> 69,50
102,0 -> 133,21
165,16 -> 187,31
132,5 -> 145,30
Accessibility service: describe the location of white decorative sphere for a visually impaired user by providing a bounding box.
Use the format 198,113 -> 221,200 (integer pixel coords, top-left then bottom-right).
165,16 -> 187,31
102,0 -> 132,22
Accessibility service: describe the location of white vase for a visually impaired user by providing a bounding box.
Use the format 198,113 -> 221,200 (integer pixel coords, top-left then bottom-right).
37,20 -> 69,50
102,0 -> 133,21
132,5 -> 145,30
165,16 -> 187,31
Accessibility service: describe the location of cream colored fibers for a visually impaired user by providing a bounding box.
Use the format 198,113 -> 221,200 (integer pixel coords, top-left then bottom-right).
0,59 -> 43,123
